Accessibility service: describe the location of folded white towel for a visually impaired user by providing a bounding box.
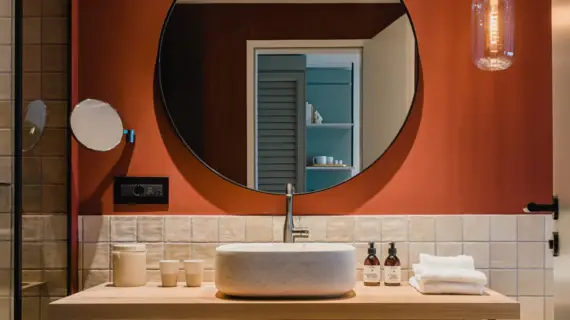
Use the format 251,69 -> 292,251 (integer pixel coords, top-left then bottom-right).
412,264 -> 488,286
409,277 -> 485,295
419,254 -> 475,270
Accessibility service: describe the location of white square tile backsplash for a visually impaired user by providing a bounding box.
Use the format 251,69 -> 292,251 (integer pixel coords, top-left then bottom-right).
191,243 -> 217,269
518,269 -> 545,296
79,214 -> 553,320
82,243 -> 110,270
145,243 -> 164,270
354,216 -> 381,242
110,216 -> 136,242
518,215 -> 545,242
164,216 -> 191,242
219,216 -> 246,242
490,242 -> 517,268
163,243 -> 192,261
245,216 -> 273,242
272,217 -> 286,242
491,215 -> 517,241
83,216 -> 109,243
435,216 -> 462,242
326,217 -> 355,242
463,242 -> 490,269
381,216 -> 408,242
462,215 -> 490,241
408,216 -> 435,242
545,269 -> 553,296
545,218 -> 554,242
545,242 -> 554,269
490,269 -> 517,296
191,217 -> 218,242
518,242 -> 545,269
435,242 -> 463,256
408,242 -> 435,265
137,216 -> 164,242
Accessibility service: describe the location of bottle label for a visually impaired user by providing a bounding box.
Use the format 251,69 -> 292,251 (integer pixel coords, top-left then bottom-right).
384,266 -> 402,284
363,266 -> 381,283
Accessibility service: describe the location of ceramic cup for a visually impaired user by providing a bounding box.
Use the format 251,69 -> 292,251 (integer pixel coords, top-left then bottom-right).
159,260 -> 180,287
183,260 -> 204,287
334,160 -> 340,165
312,156 -> 327,165
326,156 -> 334,164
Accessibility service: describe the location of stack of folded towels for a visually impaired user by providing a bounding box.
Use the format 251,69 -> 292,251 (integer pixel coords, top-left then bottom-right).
409,253 -> 488,295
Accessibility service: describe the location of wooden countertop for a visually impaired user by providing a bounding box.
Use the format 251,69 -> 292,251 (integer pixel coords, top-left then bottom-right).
51,282 -> 519,320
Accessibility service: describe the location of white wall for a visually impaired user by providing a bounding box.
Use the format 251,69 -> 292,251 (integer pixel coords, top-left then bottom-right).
362,14 -> 416,168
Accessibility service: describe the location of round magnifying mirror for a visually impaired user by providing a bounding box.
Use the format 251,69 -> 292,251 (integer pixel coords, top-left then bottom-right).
71,99 -> 124,152
23,100 -> 47,152
159,0 -> 418,194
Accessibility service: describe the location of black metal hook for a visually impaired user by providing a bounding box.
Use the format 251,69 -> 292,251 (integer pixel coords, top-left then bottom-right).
525,195 -> 559,220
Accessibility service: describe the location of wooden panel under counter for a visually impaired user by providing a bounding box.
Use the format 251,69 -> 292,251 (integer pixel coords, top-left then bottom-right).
50,282 -> 519,320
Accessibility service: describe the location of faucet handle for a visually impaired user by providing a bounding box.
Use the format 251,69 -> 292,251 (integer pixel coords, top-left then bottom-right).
292,227 -> 310,240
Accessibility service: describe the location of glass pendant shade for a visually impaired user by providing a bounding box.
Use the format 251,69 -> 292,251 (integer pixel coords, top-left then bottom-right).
472,0 -> 515,71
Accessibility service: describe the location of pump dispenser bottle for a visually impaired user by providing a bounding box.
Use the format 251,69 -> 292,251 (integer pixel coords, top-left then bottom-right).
363,242 -> 381,286
384,242 -> 401,286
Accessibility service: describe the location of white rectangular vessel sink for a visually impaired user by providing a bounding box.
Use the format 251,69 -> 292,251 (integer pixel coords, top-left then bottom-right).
215,243 -> 356,298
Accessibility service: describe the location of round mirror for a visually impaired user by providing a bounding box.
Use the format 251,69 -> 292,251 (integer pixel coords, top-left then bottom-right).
23,100 -> 47,152
158,0 -> 418,194
71,99 -> 125,152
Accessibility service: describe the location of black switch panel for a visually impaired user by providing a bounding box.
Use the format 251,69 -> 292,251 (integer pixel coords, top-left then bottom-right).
114,177 -> 169,204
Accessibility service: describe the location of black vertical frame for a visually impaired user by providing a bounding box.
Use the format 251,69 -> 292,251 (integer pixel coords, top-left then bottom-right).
66,0 -> 73,295
13,0 -> 23,318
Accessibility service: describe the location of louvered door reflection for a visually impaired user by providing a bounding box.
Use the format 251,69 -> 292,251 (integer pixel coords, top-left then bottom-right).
256,72 -> 306,193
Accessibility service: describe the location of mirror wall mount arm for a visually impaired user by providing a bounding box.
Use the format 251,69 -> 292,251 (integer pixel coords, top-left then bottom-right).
123,129 -> 136,144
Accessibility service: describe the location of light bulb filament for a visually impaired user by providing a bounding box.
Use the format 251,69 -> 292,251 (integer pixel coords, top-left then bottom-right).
489,4 -> 500,54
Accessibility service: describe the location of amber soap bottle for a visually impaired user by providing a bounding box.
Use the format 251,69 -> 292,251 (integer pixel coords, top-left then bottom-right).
363,242 -> 381,286
384,242 -> 401,286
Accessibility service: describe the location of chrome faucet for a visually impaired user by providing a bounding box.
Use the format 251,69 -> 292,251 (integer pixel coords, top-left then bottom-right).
283,183 -> 310,243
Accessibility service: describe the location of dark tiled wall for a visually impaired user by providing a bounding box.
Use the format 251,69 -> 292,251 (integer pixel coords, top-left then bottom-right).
20,0 -> 69,319
0,1 -> 12,319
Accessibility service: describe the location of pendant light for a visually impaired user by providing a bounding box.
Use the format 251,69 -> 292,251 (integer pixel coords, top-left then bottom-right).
472,0 -> 515,71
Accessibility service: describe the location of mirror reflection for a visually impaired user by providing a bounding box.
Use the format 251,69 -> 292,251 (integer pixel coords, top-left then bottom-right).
22,100 -> 47,152
71,99 -> 125,152
159,1 -> 418,194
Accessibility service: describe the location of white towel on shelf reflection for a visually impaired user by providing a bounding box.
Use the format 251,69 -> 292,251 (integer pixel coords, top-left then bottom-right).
409,277 -> 485,295
419,254 -> 475,270
412,264 -> 488,286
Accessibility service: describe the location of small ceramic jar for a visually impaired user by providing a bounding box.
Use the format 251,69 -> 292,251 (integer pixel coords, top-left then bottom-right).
112,244 -> 147,287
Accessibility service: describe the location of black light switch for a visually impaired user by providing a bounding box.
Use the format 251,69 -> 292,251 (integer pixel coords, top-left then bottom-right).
114,177 -> 169,204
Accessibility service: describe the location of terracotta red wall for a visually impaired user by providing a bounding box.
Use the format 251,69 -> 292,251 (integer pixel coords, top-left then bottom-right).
74,0 -> 552,215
